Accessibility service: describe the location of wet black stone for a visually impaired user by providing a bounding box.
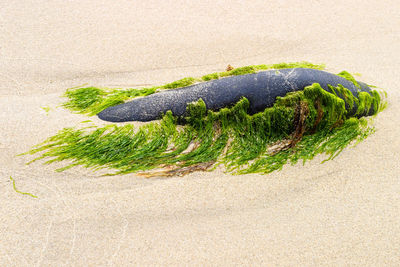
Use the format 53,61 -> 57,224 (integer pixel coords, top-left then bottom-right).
97,68 -> 372,122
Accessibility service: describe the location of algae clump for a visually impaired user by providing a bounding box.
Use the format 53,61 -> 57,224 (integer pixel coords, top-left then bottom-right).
23,70 -> 386,177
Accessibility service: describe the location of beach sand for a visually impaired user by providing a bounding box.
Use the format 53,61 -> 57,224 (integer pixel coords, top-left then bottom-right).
1,0 -> 399,265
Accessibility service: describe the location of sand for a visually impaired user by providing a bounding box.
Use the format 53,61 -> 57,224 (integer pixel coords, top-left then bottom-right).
1,0 -> 400,265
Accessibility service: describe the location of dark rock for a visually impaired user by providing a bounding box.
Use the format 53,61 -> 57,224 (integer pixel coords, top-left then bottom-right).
97,68 -> 371,122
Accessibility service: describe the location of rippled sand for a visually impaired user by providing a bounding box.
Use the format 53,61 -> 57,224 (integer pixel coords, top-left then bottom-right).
1,0 -> 399,265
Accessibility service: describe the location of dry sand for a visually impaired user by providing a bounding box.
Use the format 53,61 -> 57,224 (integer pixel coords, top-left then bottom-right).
1,0 -> 400,265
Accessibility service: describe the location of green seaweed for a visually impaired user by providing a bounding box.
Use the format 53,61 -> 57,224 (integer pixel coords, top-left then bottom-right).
9,176 -> 38,198
24,81 -> 385,177
63,87 -> 156,116
337,71 -> 361,89
41,106 -> 51,114
162,77 -> 199,89
62,61 -> 325,116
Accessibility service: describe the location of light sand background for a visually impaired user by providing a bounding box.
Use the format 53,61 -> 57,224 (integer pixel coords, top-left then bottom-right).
1,0 -> 399,265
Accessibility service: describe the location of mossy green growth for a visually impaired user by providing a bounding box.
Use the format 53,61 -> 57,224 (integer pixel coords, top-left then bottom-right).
161,77 -> 199,89
337,71 -> 361,89
62,61 -> 325,116
23,83 -> 385,176
201,62 -> 325,81
63,86 -> 156,116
